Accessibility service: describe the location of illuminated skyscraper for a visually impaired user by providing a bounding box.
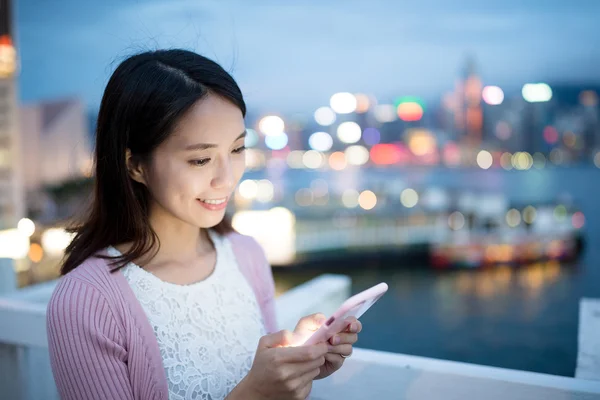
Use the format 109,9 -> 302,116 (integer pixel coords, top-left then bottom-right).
454,56 -> 483,149
0,0 -> 24,229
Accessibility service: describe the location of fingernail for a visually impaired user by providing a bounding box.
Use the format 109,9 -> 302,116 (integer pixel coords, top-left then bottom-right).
333,336 -> 340,345
350,323 -> 356,332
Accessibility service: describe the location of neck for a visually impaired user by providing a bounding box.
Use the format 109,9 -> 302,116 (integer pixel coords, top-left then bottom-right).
147,205 -> 212,262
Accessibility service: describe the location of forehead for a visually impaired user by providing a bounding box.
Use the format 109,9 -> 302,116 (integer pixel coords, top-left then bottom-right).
168,94 -> 245,147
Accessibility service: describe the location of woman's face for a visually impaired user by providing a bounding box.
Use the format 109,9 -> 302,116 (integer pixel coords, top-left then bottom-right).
135,94 -> 246,229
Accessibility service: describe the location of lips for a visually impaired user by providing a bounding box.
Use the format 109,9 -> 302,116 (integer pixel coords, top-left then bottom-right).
197,197 -> 229,211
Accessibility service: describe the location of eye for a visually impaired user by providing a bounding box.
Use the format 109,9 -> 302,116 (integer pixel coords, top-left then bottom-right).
232,145 -> 246,154
189,158 -> 210,167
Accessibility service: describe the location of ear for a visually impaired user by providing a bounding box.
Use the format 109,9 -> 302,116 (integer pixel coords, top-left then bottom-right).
125,149 -> 147,185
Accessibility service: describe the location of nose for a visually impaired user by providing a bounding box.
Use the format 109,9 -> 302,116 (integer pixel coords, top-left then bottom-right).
211,155 -> 235,192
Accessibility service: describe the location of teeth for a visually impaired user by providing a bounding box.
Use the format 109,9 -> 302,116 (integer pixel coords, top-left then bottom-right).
200,198 -> 226,205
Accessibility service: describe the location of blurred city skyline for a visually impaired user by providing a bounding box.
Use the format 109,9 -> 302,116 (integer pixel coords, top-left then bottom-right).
16,0 -> 600,114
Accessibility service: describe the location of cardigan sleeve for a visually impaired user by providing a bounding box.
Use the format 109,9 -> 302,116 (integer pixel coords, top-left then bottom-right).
229,233 -> 278,334
46,277 -> 135,400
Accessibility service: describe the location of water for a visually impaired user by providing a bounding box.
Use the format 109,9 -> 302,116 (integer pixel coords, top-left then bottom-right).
271,166 -> 600,377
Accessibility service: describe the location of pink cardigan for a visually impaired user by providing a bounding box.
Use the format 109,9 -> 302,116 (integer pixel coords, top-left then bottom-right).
46,233 -> 278,400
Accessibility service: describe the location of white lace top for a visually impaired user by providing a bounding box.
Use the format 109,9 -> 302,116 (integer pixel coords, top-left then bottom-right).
107,230 -> 266,400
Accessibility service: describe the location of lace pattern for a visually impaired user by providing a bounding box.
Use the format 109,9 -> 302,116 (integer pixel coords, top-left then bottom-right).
109,230 -> 266,400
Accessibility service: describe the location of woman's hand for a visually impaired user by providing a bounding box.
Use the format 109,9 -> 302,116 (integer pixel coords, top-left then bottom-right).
293,313 -> 362,380
235,329 -> 328,400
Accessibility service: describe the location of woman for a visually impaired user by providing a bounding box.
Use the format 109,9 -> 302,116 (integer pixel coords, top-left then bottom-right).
46,49 -> 361,400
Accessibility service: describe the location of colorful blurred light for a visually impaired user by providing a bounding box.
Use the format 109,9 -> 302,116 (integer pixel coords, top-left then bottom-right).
309,132 -> 333,152
345,145 -> 369,166
370,144 -> 401,165
295,188 -> 314,207
303,151 -> 325,169
363,128 -> 381,146
500,152 -> 513,170
400,188 -> 419,208
523,206 -> 537,224
337,121 -> 362,144
265,132 -> 288,150
448,211 -> 465,230
522,83 -> 552,103
533,153 -> 546,169
572,211 -> 585,229
443,143 -> 461,167
563,131 -> 577,148
258,115 -> 285,136
374,104 -> 397,123
355,94 -> 371,113
314,107 -> 337,126
482,86 -> 504,105
28,243 -> 44,263
554,205 -> 567,221
342,189 -> 360,208
238,179 -> 258,199
330,92 -> 357,114
358,190 -> 377,210
543,126 -> 559,144
286,151 -> 305,169
329,152 -> 347,170
408,129 -> 436,156
476,150 -> 493,170
397,101 -> 424,122
256,180 -> 275,203
579,90 -> 598,107
506,209 -> 521,228
17,218 -> 35,237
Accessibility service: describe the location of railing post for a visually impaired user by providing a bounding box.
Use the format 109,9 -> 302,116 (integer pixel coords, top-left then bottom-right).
0,258 -> 17,295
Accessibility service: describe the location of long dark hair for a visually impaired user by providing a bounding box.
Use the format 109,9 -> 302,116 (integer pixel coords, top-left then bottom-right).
61,49 -> 245,275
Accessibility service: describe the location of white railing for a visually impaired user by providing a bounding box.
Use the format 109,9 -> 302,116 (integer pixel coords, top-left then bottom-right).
1,259 -> 599,399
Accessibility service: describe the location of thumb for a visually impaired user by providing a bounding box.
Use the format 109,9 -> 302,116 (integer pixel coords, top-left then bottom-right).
294,313 -> 327,334
259,330 -> 298,349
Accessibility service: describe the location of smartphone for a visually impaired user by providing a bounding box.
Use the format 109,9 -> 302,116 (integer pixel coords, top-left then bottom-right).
300,282 -> 388,346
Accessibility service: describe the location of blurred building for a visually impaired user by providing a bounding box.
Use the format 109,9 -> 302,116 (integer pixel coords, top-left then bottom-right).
0,0 -> 25,230
455,57 -> 483,150
19,98 -> 92,219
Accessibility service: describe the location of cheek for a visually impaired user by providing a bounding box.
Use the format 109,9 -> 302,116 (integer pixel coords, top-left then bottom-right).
146,161 -> 202,202
232,156 -> 246,184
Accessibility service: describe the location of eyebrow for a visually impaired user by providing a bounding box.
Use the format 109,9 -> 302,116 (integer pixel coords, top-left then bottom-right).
184,131 -> 247,151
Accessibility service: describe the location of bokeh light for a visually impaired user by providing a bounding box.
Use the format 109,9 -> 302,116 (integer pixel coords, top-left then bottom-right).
572,211 -> 585,229
265,132 -> 288,150
238,179 -> 258,199
330,92 -> 357,114
506,209 -> 521,227
286,151 -> 305,169
258,115 -> 285,136
522,83 -> 552,102
345,145 -> 370,166
533,153 -> 546,169
329,152 -> 347,170
358,190 -> 377,210
28,243 -> 44,263
295,188 -> 313,207
337,121 -> 362,144
303,151 -> 325,169
355,94 -> 371,113
374,104 -> 397,123
309,132 -> 333,152
363,128 -> 381,146
495,121 -> 512,140
554,205 -> 567,221
400,188 -> 419,208
314,106 -> 337,126
17,218 -> 35,237
371,144 -> 401,165
256,180 -> 275,203
523,206 -> 537,224
500,152 -> 513,170
482,86 -> 504,105
408,129 -> 436,156
448,211 -> 465,230
476,150 -> 493,169
543,126 -> 559,144
397,101 -> 424,122
342,189 -> 360,208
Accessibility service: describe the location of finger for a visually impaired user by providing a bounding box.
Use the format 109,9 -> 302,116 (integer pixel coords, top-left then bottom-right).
329,332 -> 358,345
326,344 -> 353,357
343,317 -> 362,333
295,313 -> 327,333
324,351 -> 345,366
290,369 -> 319,397
286,355 -> 326,379
274,342 -> 328,363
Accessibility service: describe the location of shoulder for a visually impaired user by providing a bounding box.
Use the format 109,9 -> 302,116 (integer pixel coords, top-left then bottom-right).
226,231 -> 267,260
48,252 -> 120,321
